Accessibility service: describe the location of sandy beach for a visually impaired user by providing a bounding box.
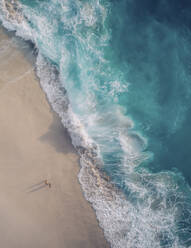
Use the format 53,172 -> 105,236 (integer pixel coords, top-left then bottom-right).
0,26 -> 109,248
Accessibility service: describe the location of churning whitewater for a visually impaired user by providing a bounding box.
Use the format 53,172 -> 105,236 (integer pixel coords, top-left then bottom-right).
1,0 -> 191,247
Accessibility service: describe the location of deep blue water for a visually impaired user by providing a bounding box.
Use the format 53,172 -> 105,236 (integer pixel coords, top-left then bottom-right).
109,0 -> 191,181
1,0 -> 191,247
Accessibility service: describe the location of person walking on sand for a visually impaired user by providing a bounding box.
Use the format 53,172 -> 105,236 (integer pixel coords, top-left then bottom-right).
44,180 -> 51,188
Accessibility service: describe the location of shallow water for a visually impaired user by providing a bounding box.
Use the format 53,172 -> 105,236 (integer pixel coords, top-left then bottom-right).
1,0 -> 191,247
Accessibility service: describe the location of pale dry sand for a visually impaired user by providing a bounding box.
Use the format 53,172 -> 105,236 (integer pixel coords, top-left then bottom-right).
0,26 -> 109,248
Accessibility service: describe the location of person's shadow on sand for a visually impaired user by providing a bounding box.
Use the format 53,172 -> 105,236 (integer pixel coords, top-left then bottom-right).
26,180 -> 50,193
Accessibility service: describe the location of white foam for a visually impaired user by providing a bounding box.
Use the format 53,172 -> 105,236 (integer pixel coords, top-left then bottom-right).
0,0 -> 33,40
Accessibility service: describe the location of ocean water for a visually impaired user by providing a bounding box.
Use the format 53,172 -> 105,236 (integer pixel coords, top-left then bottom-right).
1,0 -> 191,247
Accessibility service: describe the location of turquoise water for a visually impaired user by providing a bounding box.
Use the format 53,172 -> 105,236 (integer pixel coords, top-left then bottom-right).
1,0 -> 191,247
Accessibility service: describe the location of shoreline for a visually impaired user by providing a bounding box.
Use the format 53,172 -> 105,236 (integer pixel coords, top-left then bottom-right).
0,25 -> 109,248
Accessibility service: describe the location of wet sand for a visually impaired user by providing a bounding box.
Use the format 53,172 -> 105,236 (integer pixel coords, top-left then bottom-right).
0,26 -> 109,248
